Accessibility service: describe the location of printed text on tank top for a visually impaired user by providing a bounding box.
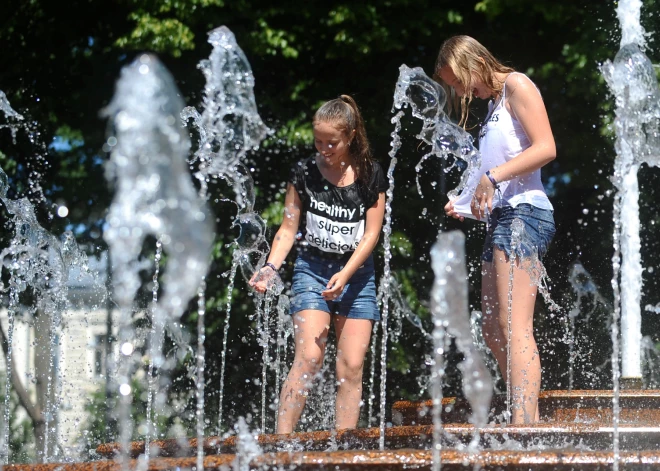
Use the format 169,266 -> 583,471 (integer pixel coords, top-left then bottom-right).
478,73 -> 513,141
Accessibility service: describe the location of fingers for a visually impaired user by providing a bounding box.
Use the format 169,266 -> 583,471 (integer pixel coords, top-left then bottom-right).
322,285 -> 340,300
249,268 -> 271,294
321,290 -> 339,301
470,200 -> 479,218
251,283 -> 265,294
444,200 -> 454,215
470,188 -> 493,221
445,200 -> 464,221
474,174 -> 497,220
325,274 -> 337,290
470,196 -> 481,219
252,279 -> 267,293
248,273 -> 258,287
322,274 -> 344,301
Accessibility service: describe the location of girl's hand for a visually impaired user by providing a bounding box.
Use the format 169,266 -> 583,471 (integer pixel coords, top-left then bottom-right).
471,174 -> 496,220
249,265 -> 281,294
444,200 -> 465,222
322,271 -> 349,301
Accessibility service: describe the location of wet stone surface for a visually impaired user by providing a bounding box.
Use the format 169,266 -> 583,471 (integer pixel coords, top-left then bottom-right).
96,424 -> 660,458
7,449 -> 660,471
392,390 -> 660,426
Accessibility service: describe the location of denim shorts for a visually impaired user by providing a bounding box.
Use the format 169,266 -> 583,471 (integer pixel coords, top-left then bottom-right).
289,253 -> 380,321
482,203 -> 556,263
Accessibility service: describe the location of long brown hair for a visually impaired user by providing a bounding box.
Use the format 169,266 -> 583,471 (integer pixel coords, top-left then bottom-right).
434,35 -> 514,128
313,95 -> 373,184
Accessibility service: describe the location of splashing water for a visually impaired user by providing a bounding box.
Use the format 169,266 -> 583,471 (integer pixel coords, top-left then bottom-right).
195,277 -> 207,471
392,65 -> 481,204
102,52 -> 214,359
0,92 -> 51,207
641,336 -> 660,388
298,342 -> 338,433
602,19 -> 660,383
381,275 -> 431,342
181,26 -> 278,434
366,321 -> 380,427
0,181 -> 102,462
217,257 -> 239,434
0,91 -> 25,144
378,64 -> 482,449
368,275 -> 431,427
377,106 -> 403,449
602,1 -> 660,467
183,26 -> 269,204
0,92 -> 107,463
273,295 -> 293,431
505,220 -> 525,423
0,160 -> 102,463
470,310 -> 503,394
230,417 -> 262,471
617,0 -> 647,48
566,262 -> 612,390
181,23 -> 268,458
430,231 -> 493,470
144,239 -> 163,458
508,218 -> 561,313
376,63 -> 479,449
101,53 -> 214,462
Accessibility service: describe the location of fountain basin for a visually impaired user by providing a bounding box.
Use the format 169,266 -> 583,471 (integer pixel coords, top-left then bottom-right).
96,423 -> 660,458
9,449 -> 660,471
392,390 -> 660,426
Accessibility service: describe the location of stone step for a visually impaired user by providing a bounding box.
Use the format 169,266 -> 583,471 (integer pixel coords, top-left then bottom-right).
392,390 -> 660,426
11,448 -> 660,470
96,423 -> 660,458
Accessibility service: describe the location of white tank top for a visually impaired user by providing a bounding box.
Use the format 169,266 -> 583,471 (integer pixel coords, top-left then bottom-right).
451,73 -> 553,220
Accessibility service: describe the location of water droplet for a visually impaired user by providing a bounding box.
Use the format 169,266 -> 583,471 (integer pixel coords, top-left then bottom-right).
121,342 -> 134,355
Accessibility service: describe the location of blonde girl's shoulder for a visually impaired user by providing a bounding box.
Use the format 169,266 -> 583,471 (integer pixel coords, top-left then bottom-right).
505,72 -> 540,99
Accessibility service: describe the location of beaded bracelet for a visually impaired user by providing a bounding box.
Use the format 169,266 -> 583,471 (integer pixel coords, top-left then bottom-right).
485,170 -> 499,189
264,262 -> 278,272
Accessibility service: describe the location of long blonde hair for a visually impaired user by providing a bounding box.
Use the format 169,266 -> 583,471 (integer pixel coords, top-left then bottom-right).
313,95 -> 373,184
434,35 -> 514,128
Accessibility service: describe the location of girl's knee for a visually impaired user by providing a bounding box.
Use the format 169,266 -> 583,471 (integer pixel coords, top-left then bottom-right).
336,357 -> 364,382
293,351 -> 324,375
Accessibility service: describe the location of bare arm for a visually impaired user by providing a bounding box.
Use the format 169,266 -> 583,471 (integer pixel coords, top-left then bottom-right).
322,192 -> 385,300
471,74 -> 556,219
249,183 -> 301,293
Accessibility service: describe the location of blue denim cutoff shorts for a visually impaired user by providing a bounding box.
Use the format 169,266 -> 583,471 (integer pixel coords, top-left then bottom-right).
290,252 -> 380,321
482,203 -> 556,263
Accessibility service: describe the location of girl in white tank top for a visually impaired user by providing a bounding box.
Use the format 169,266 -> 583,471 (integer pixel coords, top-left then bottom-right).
449,72 -> 553,218
479,72 -> 553,211
435,35 -> 557,425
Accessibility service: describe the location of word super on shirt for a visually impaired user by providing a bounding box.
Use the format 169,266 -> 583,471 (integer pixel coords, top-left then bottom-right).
290,157 -> 388,255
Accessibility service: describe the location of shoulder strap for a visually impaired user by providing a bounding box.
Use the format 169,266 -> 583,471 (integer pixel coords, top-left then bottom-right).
502,72 -> 517,98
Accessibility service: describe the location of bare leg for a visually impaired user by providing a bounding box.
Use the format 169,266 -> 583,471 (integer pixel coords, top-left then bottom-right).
481,260 -> 508,377
333,316 -> 373,430
484,248 -> 541,424
276,310 -> 330,434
